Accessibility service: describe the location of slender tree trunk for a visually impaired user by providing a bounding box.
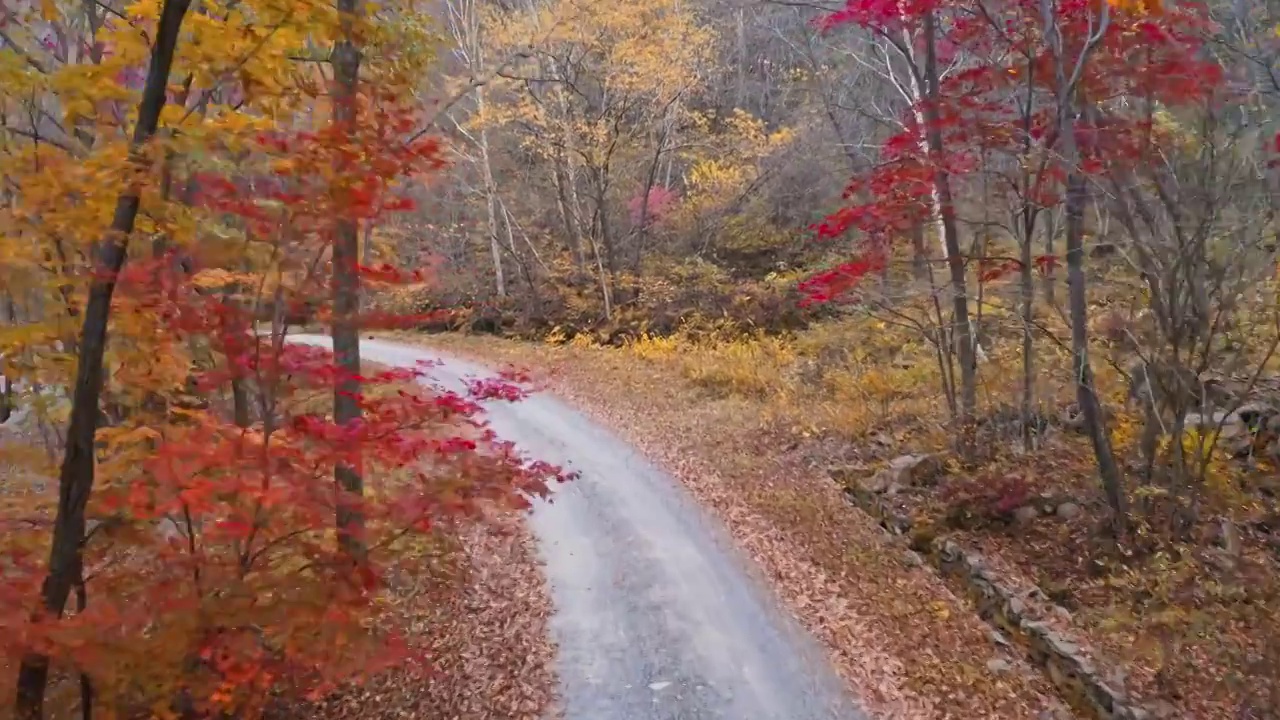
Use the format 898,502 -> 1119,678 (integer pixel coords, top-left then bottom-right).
0,372 -> 10,424
547,59 -> 589,270
1020,207 -> 1037,452
1044,0 -> 1126,531
734,7 -> 747,109
0,294 -> 13,424
1065,161 -> 1127,528
14,0 -> 191,714
1042,208 -> 1057,307
361,219 -> 375,266
910,220 -> 927,280
920,10 -> 977,428
477,87 -> 506,298
228,289 -> 252,429
331,0 -> 365,561
75,579 -> 92,720
1061,111 -> 1127,530
552,155 -> 585,268
588,168 -> 615,319
589,229 -> 613,320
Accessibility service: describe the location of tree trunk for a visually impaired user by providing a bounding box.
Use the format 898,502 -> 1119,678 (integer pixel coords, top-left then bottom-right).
1063,131 -> 1128,530
75,579 -> 92,720
910,220 -> 927,280
14,0 -> 191,714
476,86 -> 506,298
1020,206 -> 1037,453
0,373 -> 10,424
920,10 -> 977,428
0,293 -> 13,424
1043,0 -> 1126,531
1042,208 -> 1057,307
551,155 -> 585,268
331,0 -> 366,562
1019,127 -> 1040,452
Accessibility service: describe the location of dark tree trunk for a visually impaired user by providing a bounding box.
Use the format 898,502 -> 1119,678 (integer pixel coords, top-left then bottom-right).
76,579 -> 92,720
910,221 -> 927,280
1043,0 -> 1126,532
1020,210 -> 1037,453
0,294 -> 13,424
14,0 -> 192,715
0,376 -> 10,424
1042,208 -> 1058,307
921,10 -> 977,431
331,0 -> 366,562
1064,147 -> 1128,530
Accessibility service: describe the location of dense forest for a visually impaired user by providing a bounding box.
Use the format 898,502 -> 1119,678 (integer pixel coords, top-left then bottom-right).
2,0 -> 1280,717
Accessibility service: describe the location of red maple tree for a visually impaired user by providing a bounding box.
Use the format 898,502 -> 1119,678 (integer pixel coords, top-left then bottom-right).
0,91 -> 569,718
802,0 -> 1223,304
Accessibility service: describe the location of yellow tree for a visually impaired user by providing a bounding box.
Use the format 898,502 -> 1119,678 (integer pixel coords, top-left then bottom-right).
482,0 -> 714,318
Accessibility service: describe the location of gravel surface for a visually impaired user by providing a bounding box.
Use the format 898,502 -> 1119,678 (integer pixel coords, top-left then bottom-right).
290,335 -> 864,720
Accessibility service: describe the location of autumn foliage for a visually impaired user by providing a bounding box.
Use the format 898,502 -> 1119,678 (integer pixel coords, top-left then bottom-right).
0,0 -> 568,715
801,0 -> 1222,305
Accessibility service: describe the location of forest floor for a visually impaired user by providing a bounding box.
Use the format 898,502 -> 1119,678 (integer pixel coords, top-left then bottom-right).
403,329 -> 1280,720
289,513 -> 555,720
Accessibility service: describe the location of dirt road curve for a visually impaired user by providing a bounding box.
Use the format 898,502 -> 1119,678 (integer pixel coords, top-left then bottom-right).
291,335 -> 863,720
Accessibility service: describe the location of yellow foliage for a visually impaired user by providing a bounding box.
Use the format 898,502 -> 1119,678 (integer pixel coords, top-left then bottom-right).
484,0 -> 713,160
626,332 -> 679,360
1106,0 -> 1163,14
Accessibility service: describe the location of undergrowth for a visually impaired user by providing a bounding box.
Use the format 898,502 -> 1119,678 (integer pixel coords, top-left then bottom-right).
540,298 -> 1280,715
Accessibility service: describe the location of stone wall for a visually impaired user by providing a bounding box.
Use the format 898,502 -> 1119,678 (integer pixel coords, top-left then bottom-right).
839,475 -> 1155,720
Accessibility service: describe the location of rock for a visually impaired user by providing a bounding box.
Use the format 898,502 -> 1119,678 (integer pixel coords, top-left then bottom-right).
1148,699 -> 1179,719
1107,665 -> 1129,691
827,464 -> 870,487
1183,410 -> 1229,429
1023,585 -> 1048,602
1055,502 -> 1083,520
990,629 -> 1011,648
859,454 -> 943,494
1220,518 -> 1242,557
1006,596 -> 1026,617
884,453 -> 944,487
1014,505 -> 1040,524
1217,418 -> 1254,456
861,473 -> 892,494
939,534 -> 1141,720
1058,404 -> 1087,433
1235,401 -> 1276,425
901,550 -> 924,568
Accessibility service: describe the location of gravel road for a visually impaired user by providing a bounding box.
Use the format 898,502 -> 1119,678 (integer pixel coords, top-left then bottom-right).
291,335 -> 863,720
